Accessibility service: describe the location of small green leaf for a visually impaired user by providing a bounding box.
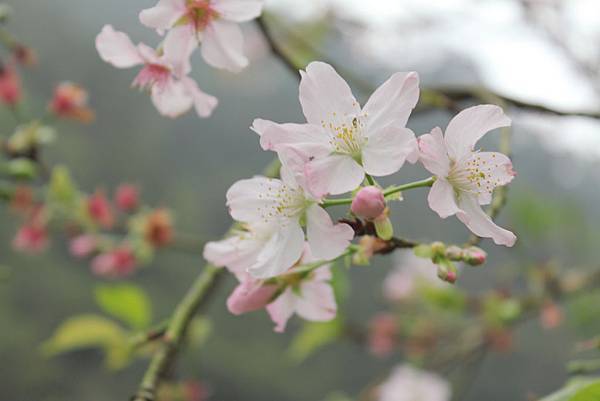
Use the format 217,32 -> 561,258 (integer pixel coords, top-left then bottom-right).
94,284 -> 152,330
41,314 -> 130,370
288,319 -> 342,363
570,381 -> 600,401
48,165 -> 78,207
539,377 -> 600,401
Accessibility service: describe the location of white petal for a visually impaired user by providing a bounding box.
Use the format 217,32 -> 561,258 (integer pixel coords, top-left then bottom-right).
417,127 -> 451,177
139,0 -> 186,31
362,126 -> 417,176
457,195 -> 516,247
427,178 -> 461,219
295,278 -> 337,322
304,154 -> 364,198
202,231 -> 264,276
181,77 -> 218,118
201,20 -> 248,73
298,61 -> 361,126
163,25 -> 197,77
249,223 -> 305,278
251,119 -> 329,151
213,0 -> 263,22
363,71 -> 419,132
95,25 -> 143,68
266,289 -> 296,332
306,204 -> 354,260
150,78 -> 193,117
445,105 -> 511,160
225,176 -> 282,223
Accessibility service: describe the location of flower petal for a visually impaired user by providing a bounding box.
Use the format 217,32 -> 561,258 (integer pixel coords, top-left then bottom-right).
266,289 -> 296,332
445,105 -> 511,160
203,229 -> 266,277
362,126 -> 417,176
251,119 -> 329,152
363,71 -> 419,131
212,0 -> 263,22
306,204 -> 354,260
150,78 -> 193,117
226,176 -> 282,223
95,25 -> 143,68
304,154 -> 364,197
418,127 -> 451,177
249,223 -> 305,278
299,61 -> 360,126
427,178 -> 461,219
163,25 -> 196,77
181,77 -> 218,118
139,0 -> 186,32
201,20 -> 248,73
457,194 -> 516,247
295,275 -> 337,322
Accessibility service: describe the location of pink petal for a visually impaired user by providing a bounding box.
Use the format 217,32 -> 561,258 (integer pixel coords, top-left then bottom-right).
212,0 -> 263,22
306,204 -> 354,260
139,0 -> 186,32
163,25 -> 197,78
95,25 -> 143,68
295,277 -> 337,322
181,77 -> 218,118
266,289 -> 296,333
417,127 -> 451,177
201,20 -> 248,73
427,178 -> 461,219
298,61 -> 360,126
226,281 -> 278,315
304,154 -> 364,197
362,71 -> 419,131
457,194 -> 516,247
362,126 -> 417,176
150,78 -> 193,117
249,223 -> 305,278
225,176 -> 283,223
251,119 -> 329,152
444,105 -> 511,160
202,231 -> 264,277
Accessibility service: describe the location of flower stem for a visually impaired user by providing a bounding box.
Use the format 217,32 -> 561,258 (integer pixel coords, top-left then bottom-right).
321,177 -> 435,208
365,174 -> 375,185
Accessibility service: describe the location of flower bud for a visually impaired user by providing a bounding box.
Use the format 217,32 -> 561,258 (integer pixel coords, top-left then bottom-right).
69,234 -> 97,258
0,63 -> 21,106
374,213 -> 393,241
49,82 -> 94,123
13,222 -> 48,254
226,281 -> 278,315
13,45 -> 37,67
6,158 -> 37,180
463,246 -> 487,266
86,190 -> 114,229
114,184 -> 139,212
144,208 -> 173,248
351,186 -> 386,220
445,245 -> 463,261
436,260 -> 458,284
91,246 -> 136,277
368,313 -> 397,357
430,241 -> 446,258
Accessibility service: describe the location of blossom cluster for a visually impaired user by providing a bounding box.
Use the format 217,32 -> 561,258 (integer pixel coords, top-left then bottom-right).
204,61 -> 517,331
95,0 -> 263,118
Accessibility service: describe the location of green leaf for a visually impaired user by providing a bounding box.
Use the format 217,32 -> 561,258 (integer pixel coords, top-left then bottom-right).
95,284 -> 152,330
41,314 -> 131,370
288,319 -> 342,363
539,377 -> 600,401
48,165 -> 78,207
414,244 -> 433,259
570,381 -> 600,401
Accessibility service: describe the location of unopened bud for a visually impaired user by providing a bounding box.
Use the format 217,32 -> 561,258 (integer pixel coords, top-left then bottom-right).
373,213 -> 393,240
430,241 -> 446,259
227,282 -> 279,315
115,184 -> 139,212
463,246 -> 487,266
351,186 -> 386,220
437,260 -> 458,284
445,245 -> 463,261
6,158 -> 37,180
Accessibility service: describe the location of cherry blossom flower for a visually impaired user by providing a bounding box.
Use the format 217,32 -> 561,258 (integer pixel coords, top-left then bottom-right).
13,222 -> 48,254
91,246 -> 137,277
0,62 -> 21,106
143,208 -> 174,247
226,279 -> 278,315
139,0 -> 263,73
95,25 -> 217,118
224,168 -> 354,278
114,184 -> 139,212
368,313 -> 398,357
252,61 -> 420,198
266,254 -> 337,333
69,234 -> 98,258
418,105 -> 516,246
383,251 -> 448,301
86,190 -> 115,229
49,82 -> 94,123
378,365 -> 451,401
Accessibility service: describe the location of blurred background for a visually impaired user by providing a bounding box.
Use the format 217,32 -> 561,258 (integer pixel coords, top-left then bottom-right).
1,0 -> 600,400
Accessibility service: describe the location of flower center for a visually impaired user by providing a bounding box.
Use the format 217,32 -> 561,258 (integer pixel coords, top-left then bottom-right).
324,115 -> 366,160
447,154 -> 498,196
185,0 -> 219,31
132,64 -> 170,91
257,179 -> 306,223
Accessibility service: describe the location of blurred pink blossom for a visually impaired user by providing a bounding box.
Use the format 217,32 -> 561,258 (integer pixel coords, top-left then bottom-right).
378,365 -> 451,401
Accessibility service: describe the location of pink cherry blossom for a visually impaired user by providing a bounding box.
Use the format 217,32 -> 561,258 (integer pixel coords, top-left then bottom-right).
368,313 -> 398,357
266,254 -> 337,333
418,105 -> 516,246
49,82 -> 94,123
226,279 -> 278,315
95,25 -> 217,118
383,251 -> 448,301
252,61 -> 420,198
378,365 -> 451,401
114,184 -> 140,212
91,246 -> 137,278
0,62 -> 21,106
139,0 -> 263,73
86,190 -> 115,229
13,222 -> 48,254
224,168 -> 354,278
69,234 -> 98,258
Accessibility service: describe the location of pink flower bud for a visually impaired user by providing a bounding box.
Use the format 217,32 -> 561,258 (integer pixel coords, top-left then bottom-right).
351,186 -> 386,220
114,184 -> 139,212
69,234 -> 97,258
87,190 -> 114,229
13,223 -> 48,254
463,246 -> 487,266
0,63 -> 21,106
368,313 -> 397,357
226,281 -> 278,315
49,82 -> 94,123
91,247 -> 136,278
